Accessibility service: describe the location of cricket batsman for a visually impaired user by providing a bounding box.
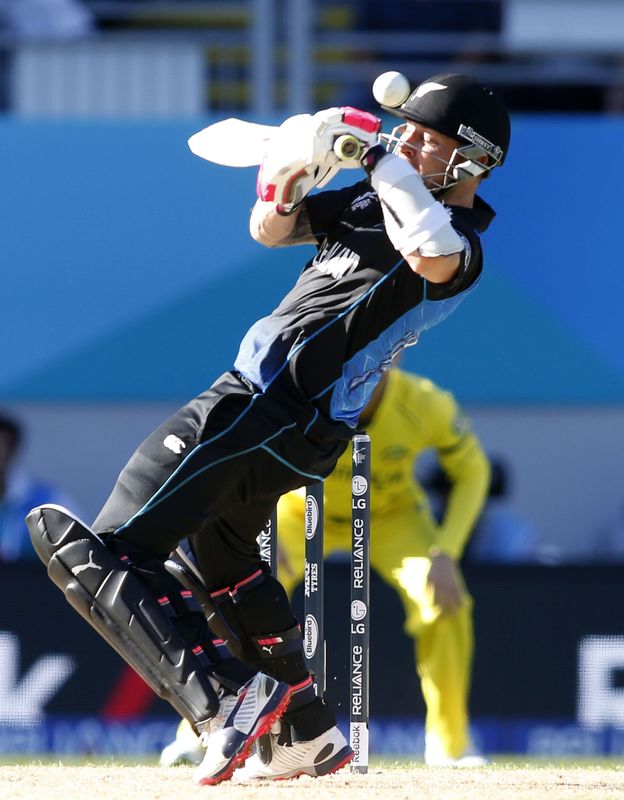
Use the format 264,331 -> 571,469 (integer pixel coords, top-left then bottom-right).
27,72 -> 510,783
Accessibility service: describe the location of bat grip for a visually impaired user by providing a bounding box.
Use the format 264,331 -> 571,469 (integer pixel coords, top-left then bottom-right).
333,134 -> 364,162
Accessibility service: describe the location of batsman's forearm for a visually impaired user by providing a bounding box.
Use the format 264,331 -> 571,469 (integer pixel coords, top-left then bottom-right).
249,199 -> 316,248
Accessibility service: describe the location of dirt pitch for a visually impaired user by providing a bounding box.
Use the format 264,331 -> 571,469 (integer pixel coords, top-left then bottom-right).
2,763 -> 624,800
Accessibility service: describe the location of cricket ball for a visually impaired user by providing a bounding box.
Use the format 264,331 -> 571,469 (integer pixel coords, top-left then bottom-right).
372,71 -> 411,108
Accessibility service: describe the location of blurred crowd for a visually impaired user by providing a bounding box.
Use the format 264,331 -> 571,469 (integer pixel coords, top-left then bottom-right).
0,0 -> 94,39
0,0 -> 622,114
0,413 -> 79,562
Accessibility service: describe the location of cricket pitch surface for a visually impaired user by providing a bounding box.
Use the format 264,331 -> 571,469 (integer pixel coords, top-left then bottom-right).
2,762 -> 624,800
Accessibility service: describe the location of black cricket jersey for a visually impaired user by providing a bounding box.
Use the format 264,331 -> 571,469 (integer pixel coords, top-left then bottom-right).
234,179 -> 494,440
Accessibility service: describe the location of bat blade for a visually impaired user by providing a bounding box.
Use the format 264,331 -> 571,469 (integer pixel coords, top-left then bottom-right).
188,118 -> 277,167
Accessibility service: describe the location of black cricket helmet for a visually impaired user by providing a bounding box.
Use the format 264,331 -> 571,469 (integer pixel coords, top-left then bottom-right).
380,73 -> 511,193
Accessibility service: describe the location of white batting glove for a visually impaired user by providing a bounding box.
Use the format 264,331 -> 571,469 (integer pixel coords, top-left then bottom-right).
309,106 -> 381,169
257,107 -> 381,213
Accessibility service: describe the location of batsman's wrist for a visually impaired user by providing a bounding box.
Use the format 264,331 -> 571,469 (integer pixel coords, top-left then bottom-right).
275,200 -> 304,217
360,143 -> 389,176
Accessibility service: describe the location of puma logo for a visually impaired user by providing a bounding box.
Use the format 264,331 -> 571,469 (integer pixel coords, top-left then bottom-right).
262,645 -> 274,655
72,550 -> 102,575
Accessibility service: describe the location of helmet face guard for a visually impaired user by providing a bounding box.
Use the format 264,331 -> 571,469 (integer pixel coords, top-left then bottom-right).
378,73 -> 510,195
380,121 -> 504,195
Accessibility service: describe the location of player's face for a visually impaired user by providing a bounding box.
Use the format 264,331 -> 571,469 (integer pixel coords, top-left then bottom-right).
395,122 -> 459,190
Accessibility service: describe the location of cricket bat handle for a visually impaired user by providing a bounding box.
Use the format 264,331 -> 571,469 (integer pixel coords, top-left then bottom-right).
333,134 -> 365,162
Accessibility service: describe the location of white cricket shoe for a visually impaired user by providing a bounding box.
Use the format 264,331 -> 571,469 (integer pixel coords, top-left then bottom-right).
159,718 -> 204,767
194,673 -> 292,786
424,733 -> 489,768
233,724 -> 353,781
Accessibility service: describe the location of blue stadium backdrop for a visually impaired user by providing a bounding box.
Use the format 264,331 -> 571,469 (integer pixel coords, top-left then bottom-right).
0,116 -> 623,403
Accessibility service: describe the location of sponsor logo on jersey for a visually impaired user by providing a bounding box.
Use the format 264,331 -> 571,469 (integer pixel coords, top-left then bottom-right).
350,190 -> 377,212
312,240 -> 360,279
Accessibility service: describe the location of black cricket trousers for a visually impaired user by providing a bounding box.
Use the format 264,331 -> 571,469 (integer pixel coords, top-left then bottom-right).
93,370 -> 346,591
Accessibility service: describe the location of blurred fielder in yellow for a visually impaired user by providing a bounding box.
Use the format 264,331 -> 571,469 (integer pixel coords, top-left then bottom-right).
275,367 -> 489,766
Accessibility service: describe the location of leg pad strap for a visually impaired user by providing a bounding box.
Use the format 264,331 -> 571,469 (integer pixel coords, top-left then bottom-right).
251,624 -> 303,659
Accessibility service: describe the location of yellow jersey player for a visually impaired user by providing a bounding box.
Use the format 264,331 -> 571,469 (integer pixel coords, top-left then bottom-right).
276,367 -> 489,766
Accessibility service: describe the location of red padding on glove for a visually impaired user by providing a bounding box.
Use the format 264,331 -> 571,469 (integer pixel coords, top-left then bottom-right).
342,107 -> 381,134
256,164 -> 276,201
262,183 -> 276,202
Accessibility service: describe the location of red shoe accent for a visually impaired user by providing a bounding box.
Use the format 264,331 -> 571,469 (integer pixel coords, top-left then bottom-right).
197,685 -> 293,786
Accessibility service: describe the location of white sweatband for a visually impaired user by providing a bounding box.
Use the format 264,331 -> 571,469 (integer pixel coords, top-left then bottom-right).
370,153 -> 463,258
